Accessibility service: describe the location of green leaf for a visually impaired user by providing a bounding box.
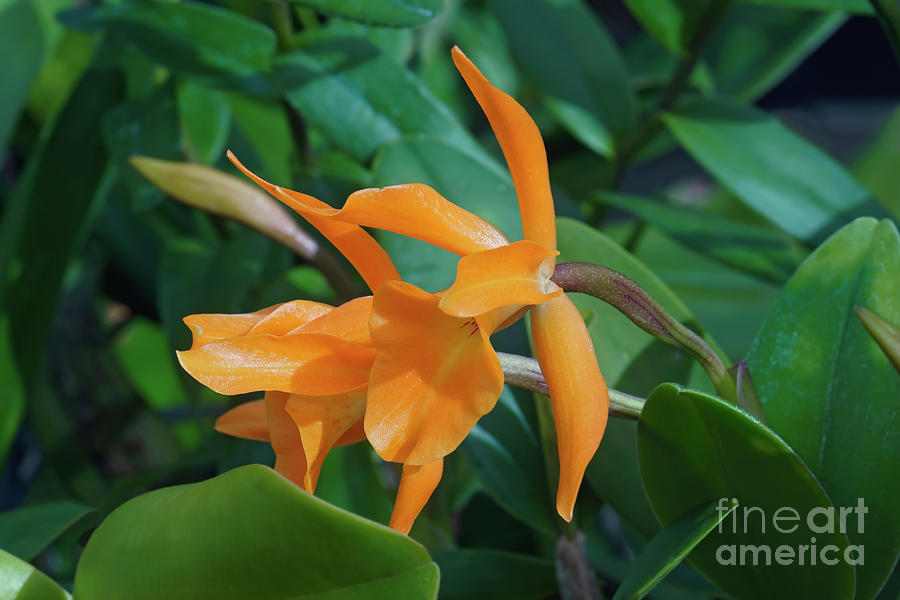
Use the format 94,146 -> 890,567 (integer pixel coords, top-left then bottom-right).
60,1 -> 276,84
0,501 -> 92,561
747,217 -> 900,600
854,105 -> 900,222
462,388 -> 556,536
372,138 -> 520,291
707,6 -> 845,101
622,0 -> 712,54
554,218 -> 721,539
290,0 -> 442,27
599,192 -> 804,284
74,465 -> 438,599
0,315 -> 22,470
745,0 -> 872,13
0,0 -> 45,150
855,306 -> 900,374
434,549 -> 557,600
177,81 -> 231,165
612,499 -> 738,600
638,384 -> 855,600
491,0 -> 636,157
663,98 -> 873,242
0,548 -> 70,600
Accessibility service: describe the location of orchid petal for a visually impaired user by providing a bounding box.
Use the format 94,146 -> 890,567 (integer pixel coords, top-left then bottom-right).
183,305 -> 280,349
284,391 -> 367,493
228,151 -> 400,292
389,459 -> 444,535
452,47 -> 556,250
292,296 -> 373,345
177,333 -> 375,396
439,240 -> 560,318
530,295 -> 609,522
366,281 -> 504,465
266,391 -> 308,488
214,399 -> 268,441
247,300 -> 334,336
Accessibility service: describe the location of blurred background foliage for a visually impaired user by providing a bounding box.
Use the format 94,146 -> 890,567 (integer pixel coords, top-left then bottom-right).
0,0 -> 899,597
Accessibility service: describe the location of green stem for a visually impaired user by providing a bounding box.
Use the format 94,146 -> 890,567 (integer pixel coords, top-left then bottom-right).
270,1 -> 294,51
550,262 -> 738,404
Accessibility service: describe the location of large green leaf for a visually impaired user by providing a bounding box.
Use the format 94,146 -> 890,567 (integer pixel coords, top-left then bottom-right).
622,0 -> 712,54
462,388 -> 556,536
611,499 -> 737,600
638,384 -> 855,600
74,465 -> 439,599
745,0 -> 872,12
277,40 -> 484,163
0,548 -> 70,600
60,1 -> 276,84
0,316 -> 22,470
854,105 -> 900,222
663,98 -> 872,242
0,0 -> 45,150
290,0 -> 442,27
0,501 -> 92,561
371,138 -> 520,292
747,217 -> 900,600
707,6 -> 844,101
434,550 -> 557,600
177,81 -> 231,165
491,0 -> 636,157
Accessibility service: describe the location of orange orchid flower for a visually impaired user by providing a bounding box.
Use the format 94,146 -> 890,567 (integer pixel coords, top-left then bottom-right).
225,47 -> 610,522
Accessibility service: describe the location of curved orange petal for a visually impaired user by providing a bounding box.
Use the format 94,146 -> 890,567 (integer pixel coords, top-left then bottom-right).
366,282 -> 503,465
214,399 -> 268,441
452,47 -> 556,250
177,333 -> 375,396
266,391 -> 308,488
284,391 -> 367,493
228,151 -> 400,292
292,296 -> 373,345
439,240 -> 561,318
336,418 -> 366,446
388,459 -> 444,535
530,295 -> 608,522
183,305 -> 281,349
247,299 -> 334,336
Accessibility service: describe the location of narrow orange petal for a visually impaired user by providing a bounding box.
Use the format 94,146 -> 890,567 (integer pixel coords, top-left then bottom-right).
530,295 -> 608,522
183,305 -> 281,349
214,399 -> 269,441
292,296 -> 373,345
366,282 -> 504,465
266,391 -> 308,488
228,151 -> 400,292
284,391 -> 367,493
439,240 -> 561,318
452,47 -> 556,250
389,459 -> 444,535
247,299 -> 334,336
177,333 -> 375,396
336,418 -> 366,446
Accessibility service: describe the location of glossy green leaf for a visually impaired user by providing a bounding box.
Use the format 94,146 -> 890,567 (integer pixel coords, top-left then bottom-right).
856,306 -> 900,374
277,40 -> 483,163
0,501 -> 92,561
372,138 -> 520,291
73,465 -> 439,599
491,0 -> 636,157
854,105 -> 900,222
747,217 -> 900,600
663,98 -> 872,242
745,0 -> 872,13
555,218 -> 720,539
290,0 -> 442,27
0,315 -> 22,469
638,384 -> 855,600
612,499 -> 738,600
462,388 -> 556,536
707,6 -> 844,101
622,0 -> 712,54
434,550 -> 557,600
0,0 -> 44,150
60,1 -> 276,82
0,548 -> 70,600
177,81 -> 231,165
599,192 -> 803,283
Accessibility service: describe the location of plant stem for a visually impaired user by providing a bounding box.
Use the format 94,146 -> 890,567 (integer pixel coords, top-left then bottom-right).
556,532 -> 601,600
